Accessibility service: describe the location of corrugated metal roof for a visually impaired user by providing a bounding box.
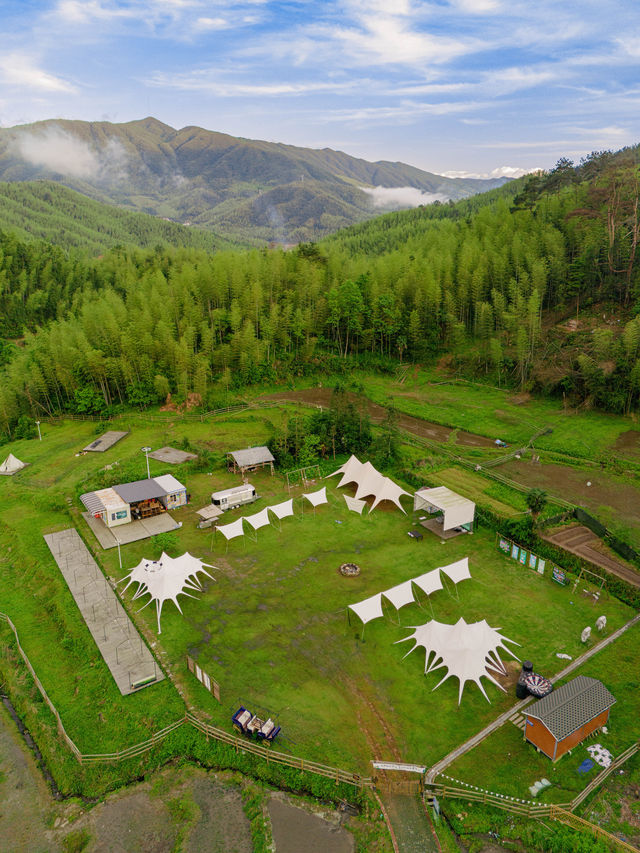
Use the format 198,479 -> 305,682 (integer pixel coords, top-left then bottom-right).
525,676 -> 616,741
229,446 -> 274,467
113,478 -> 168,503
80,491 -> 107,515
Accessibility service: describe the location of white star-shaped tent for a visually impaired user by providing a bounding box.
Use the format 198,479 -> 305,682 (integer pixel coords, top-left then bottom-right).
397,617 -> 520,704
120,551 -> 215,633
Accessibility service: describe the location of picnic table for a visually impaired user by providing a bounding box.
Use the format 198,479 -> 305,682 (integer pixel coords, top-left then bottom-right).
408,530 -> 423,541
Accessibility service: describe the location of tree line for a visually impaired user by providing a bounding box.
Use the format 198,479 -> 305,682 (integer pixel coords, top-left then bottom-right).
1,146 -> 640,435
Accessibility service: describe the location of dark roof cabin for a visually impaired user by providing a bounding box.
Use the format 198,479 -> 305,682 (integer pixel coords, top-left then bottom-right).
524,676 -> 616,761
227,446 -> 274,476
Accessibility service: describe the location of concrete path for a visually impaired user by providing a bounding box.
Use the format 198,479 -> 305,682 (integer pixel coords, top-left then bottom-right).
44,528 -> 164,695
425,611 -> 640,783
82,510 -> 180,549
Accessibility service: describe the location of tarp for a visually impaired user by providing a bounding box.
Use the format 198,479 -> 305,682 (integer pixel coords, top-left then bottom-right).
397,617 -> 520,704
0,453 -> 26,474
348,593 -> 384,625
440,557 -> 471,585
243,508 -> 271,531
268,499 -> 295,520
412,568 -> 444,597
120,551 -> 215,633
414,486 -> 475,531
344,495 -> 367,514
303,487 -> 328,507
217,518 -> 245,540
370,478 -> 410,514
382,580 -> 416,610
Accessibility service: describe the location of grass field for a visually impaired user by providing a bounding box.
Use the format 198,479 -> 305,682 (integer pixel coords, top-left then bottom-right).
0,410 -> 636,800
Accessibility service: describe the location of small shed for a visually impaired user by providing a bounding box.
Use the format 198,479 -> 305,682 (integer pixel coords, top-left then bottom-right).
80,487 -> 131,528
414,486 -> 475,532
524,676 -> 616,761
227,446 -> 274,476
153,474 -> 188,509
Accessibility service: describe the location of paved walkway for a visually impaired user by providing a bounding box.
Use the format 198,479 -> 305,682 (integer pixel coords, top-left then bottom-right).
82,511 -> 180,549
44,529 -> 164,695
381,793 -> 440,853
425,611 -> 640,782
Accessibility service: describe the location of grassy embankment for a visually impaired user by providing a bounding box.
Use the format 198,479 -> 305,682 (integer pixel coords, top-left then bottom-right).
0,406 -> 637,803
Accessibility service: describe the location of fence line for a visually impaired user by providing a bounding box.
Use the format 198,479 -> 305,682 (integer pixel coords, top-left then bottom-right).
549,805 -> 640,853
0,612 -> 371,788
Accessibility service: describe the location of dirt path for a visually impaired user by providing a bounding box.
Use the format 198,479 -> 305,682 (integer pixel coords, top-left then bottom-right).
381,793 -> 440,853
259,388 -> 496,448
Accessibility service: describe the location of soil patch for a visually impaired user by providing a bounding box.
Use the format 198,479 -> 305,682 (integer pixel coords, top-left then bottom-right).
260,388 -> 495,448
268,795 -> 354,853
542,525 -> 640,588
614,430 -> 640,458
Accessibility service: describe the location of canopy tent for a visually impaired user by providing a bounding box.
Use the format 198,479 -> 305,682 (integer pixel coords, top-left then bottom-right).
412,568 -> 444,597
344,495 -> 367,515
440,557 -> 471,585
0,453 -> 26,475
327,454 -> 364,488
382,580 -> 416,610
217,518 -> 245,541
397,617 -> 520,704
303,486 -> 328,508
329,455 -> 409,513
243,508 -> 271,531
348,593 -> 384,625
119,551 -> 215,633
268,498 -> 295,520
414,486 -> 475,531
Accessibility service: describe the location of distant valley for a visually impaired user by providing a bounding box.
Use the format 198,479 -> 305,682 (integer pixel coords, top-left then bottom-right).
0,117 -> 508,245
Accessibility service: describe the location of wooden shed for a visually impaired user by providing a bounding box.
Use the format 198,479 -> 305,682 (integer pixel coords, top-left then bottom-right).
523,676 -> 616,761
227,446 -> 275,476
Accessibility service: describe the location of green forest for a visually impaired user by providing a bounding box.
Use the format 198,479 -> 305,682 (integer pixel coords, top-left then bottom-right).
1,146 -> 640,436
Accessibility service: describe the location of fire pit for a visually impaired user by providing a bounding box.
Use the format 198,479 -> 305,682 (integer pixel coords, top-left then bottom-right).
339,562 -> 361,577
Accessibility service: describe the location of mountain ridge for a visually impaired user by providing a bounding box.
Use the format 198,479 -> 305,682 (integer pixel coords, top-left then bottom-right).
0,117 -> 509,244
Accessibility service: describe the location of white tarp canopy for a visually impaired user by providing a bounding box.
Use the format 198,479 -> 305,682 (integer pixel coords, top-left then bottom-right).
217,518 -> 245,540
348,593 -> 384,625
0,453 -> 26,474
414,486 -> 475,531
344,495 -> 367,514
370,477 -> 411,513
397,617 -> 520,704
268,499 -> 295,520
412,568 -> 444,597
440,557 -> 471,585
303,486 -> 328,507
120,551 -> 215,633
382,580 -> 416,610
243,508 -> 271,531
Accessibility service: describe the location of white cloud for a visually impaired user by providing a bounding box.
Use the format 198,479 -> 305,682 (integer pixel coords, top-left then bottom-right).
0,52 -> 77,94
147,71 -> 359,96
10,126 -> 129,181
361,186 -> 448,207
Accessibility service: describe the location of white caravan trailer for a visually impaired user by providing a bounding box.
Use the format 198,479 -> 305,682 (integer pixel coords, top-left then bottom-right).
211,483 -> 257,511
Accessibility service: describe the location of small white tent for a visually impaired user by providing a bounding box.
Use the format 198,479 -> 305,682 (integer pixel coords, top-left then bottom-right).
382,580 -> 416,610
0,453 -> 26,475
412,568 -> 444,597
243,508 -> 271,531
344,495 -> 367,514
217,518 -> 245,541
414,486 -> 475,531
440,557 -> 471,586
268,499 -> 295,520
303,486 -> 328,508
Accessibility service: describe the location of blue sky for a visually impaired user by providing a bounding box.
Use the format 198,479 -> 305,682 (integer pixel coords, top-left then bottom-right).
1,0 -> 639,177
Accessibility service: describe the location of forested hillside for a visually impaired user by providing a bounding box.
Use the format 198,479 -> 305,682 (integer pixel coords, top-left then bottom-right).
0,181 -> 233,254
1,147 -> 639,435
0,118 -> 507,244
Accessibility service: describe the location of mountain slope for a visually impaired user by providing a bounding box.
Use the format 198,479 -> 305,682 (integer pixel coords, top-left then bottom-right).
0,181 -> 234,253
0,118 -> 508,244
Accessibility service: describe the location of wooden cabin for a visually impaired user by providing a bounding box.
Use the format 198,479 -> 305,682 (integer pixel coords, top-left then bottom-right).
523,676 -> 616,761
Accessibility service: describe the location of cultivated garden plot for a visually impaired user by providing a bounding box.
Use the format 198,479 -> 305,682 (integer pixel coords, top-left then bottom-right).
0,413 -> 635,788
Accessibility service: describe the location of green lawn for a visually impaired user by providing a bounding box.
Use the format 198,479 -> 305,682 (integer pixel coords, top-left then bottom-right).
0,411 -> 635,794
